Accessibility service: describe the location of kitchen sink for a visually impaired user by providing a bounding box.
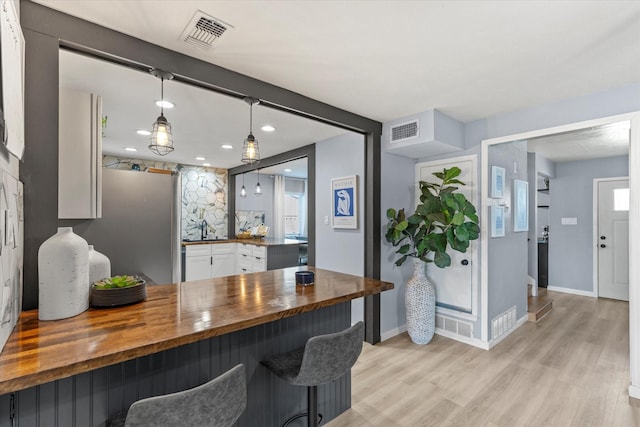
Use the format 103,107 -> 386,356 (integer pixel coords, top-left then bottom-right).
182,238 -> 225,242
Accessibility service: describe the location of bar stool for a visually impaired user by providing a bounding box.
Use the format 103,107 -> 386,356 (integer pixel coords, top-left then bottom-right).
111,364 -> 246,427
262,321 -> 364,426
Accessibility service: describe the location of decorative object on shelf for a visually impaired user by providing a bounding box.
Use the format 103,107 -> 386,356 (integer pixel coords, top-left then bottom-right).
240,173 -> 247,198
254,169 -> 262,196
38,227 -> 90,320
148,69 -> 175,156
385,167 -> 479,344
88,245 -> 111,284
295,270 -> 315,287
241,97 -> 260,164
250,224 -> 269,238
513,179 -> 529,232
331,175 -> 358,229
90,275 -> 147,307
490,166 -> 505,198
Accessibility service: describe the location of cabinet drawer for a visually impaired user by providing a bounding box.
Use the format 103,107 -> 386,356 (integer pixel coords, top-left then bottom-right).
211,243 -> 235,255
185,244 -> 211,257
252,257 -> 267,272
237,243 -> 253,256
252,245 -> 267,258
237,259 -> 252,274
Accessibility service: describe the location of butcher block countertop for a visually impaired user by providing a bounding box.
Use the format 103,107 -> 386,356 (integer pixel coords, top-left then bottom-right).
0,267 -> 392,394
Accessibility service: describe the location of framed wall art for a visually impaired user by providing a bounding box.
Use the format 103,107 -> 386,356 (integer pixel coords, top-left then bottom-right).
331,175 -> 358,229
513,179 -> 528,232
490,166 -> 505,199
490,205 -> 505,237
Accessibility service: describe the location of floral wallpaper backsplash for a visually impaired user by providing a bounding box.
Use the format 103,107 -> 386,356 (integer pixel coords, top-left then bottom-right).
103,156 -> 229,240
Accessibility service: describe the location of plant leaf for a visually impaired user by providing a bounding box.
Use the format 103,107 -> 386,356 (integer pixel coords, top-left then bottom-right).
397,244 -> 411,254
434,251 -> 451,268
452,212 -> 465,226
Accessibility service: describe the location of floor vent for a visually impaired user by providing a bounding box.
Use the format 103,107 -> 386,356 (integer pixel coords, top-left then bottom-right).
180,10 -> 233,50
435,314 -> 472,338
390,120 -> 419,143
491,306 -> 517,340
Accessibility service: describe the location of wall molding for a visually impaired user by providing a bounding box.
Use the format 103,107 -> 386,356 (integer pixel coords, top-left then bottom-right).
547,285 -> 596,298
381,324 -> 407,342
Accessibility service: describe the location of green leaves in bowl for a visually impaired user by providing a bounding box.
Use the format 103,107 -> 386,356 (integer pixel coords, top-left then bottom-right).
93,275 -> 141,290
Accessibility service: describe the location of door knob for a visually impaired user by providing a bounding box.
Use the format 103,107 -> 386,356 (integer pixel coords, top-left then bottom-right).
461,259 -> 469,266
600,244 -> 606,248
600,236 -> 606,240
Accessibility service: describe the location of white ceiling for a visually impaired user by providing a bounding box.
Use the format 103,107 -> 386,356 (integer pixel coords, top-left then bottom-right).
46,1 -> 640,167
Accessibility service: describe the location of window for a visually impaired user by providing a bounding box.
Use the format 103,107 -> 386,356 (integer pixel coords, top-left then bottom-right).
614,188 -> 630,211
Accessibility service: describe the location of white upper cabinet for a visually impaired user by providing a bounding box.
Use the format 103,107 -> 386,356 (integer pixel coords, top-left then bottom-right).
59,88 -> 103,219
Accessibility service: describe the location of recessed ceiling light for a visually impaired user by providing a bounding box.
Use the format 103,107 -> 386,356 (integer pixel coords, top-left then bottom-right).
125,147 -> 137,152
203,163 -> 211,167
195,156 -> 206,161
155,100 -> 175,109
261,125 -> 275,132
221,144 -> 233,149
136,129 -> 151,136
284,168 -> 292,172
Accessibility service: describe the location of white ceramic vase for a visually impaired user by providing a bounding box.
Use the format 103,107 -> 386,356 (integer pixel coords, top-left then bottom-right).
88,245 -> 111,284
405,258 -> 436,345
38,227 -> 90,320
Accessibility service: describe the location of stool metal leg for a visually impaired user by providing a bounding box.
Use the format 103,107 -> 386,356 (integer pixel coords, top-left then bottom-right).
308,386 -> 318,427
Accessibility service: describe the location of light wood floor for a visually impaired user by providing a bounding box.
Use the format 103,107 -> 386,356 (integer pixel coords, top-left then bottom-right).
329,291 -> 640,427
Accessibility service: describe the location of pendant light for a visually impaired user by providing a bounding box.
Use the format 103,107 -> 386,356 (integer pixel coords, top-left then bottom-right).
254,169 -> 262,196
148,69 -> 175,156
241,97 -> 260,164
240,173 -> 247,198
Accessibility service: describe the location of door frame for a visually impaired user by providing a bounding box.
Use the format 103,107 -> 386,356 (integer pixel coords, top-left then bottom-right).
415,154 -> 479,322
480,112 -> 639,375
593,176 -> 630,299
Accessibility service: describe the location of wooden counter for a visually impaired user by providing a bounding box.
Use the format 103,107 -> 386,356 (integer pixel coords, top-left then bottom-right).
181,237 -> 305,246
0,267 -> 393,394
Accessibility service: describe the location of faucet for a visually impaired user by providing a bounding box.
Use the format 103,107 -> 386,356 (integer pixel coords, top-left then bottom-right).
201,220 -> 208,240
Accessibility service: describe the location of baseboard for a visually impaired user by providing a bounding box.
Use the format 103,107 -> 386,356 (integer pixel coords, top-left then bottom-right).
527,275 -> 536,287
547,285 -> 596,298
435,328 -> 490,350
380,324 -> 407,342
487,314 -> 528,350
629,384 -> 640,400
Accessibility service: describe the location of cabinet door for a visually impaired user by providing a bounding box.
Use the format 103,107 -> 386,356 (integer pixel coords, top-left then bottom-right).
59,89 -> 102,219
185,255 -> 211,281
212,253 -> 236,278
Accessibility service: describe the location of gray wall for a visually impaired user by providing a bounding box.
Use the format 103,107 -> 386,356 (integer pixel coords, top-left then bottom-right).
549,155 -> 629,293
315,132 -> 365,324
487,141 -> 528,334
379,151 -> 415,338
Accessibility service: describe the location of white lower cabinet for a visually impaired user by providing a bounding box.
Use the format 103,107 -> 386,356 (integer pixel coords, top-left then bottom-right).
185,243 -> 237,281
236,243 -> 267,274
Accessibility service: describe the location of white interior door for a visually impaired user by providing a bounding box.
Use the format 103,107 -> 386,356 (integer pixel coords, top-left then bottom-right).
416,157 -> 476,313
597,179 -> 629,301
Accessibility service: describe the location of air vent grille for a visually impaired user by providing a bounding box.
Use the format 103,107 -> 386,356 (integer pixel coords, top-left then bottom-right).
390,121 -> 419,143
435,314 -> 472,338
181,11 -> 233,50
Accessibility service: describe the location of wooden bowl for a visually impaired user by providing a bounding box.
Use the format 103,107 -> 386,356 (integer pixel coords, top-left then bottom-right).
90,280 -> 146,307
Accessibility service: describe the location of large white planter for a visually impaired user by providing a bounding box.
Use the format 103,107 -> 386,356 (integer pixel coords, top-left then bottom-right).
38,227 -> 90,320
88,245 -> 111,284
405,258 -> 436,345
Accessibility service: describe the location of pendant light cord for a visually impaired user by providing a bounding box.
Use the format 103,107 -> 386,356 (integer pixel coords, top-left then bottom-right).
249,102 -> 253,134
160,77 -> 164,116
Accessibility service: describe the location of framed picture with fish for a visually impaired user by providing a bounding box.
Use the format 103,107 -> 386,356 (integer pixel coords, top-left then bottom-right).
331,175 -> 358,229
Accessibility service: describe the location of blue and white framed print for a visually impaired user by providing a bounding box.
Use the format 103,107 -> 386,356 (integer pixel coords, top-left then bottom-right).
490,166 -> 505,199
331,175 -> 358,229
513,179 -> 528,232
491,205 -> 505,237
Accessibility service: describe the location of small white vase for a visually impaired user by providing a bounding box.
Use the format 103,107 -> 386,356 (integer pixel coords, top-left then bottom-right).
405,258 -> 436,345
88,245 -> 111,284
38,227 -> 90,320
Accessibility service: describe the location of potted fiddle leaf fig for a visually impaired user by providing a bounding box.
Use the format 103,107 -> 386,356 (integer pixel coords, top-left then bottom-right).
385,166 -> 479,344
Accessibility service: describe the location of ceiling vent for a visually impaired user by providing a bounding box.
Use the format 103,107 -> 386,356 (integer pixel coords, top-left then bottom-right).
390,120 -> 419,144
180,10 -> 233,50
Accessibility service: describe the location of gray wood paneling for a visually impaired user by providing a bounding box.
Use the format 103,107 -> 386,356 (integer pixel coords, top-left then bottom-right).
0,303 -> 351,426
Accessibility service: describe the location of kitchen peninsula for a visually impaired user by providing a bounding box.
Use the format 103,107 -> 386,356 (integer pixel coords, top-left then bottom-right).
0,267 -> 392,426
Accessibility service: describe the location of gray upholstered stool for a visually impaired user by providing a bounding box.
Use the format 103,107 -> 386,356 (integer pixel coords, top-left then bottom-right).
113,363 -> 246,427
262,321 -> 364,426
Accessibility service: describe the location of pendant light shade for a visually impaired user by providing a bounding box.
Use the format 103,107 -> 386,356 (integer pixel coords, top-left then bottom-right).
240,173 -> 247,198
241,97 -> 260,164
149,69 -> 175,156
254,169 -> 262,196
